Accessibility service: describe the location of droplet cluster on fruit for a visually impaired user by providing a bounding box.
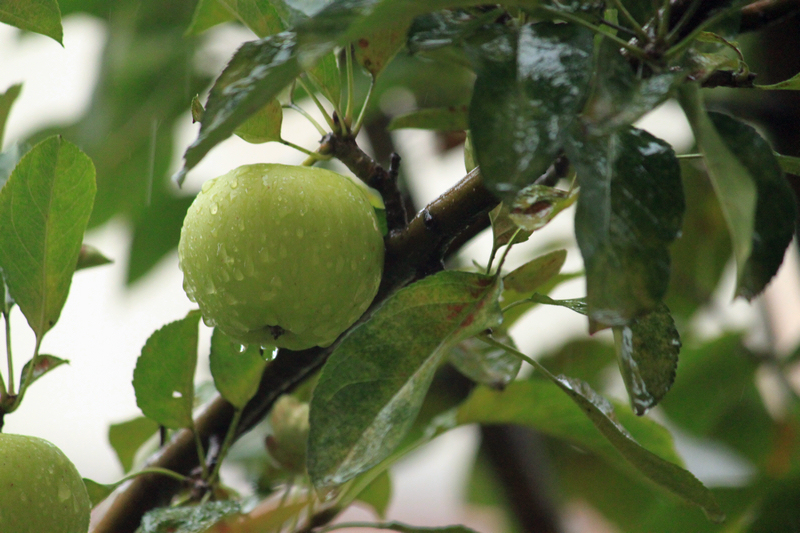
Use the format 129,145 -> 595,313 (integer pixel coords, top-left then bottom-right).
0,433 -> 91,533
179,163 -> 385,350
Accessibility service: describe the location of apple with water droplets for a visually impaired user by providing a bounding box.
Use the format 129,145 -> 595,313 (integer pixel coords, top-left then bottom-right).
0,433 -> 91,533
179,163 -> 385,350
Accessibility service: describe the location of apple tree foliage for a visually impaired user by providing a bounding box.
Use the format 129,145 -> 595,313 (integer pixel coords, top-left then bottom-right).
1,1 -> 800,532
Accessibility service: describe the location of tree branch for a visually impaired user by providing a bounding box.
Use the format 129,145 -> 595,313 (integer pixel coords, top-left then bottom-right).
90,155 -> 498,533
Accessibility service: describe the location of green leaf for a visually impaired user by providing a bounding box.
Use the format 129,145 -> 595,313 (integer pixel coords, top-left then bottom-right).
306,51 -> 342,109
755,70 -> 800,90
185,0 -> 235,35
108,416 -> 159,473
308,270 -> 503,490
206,500 -> 308,533
458,379 -> 723,521
335,524 -> 480,533
678,83 -> 756,292
776,153 -> 800,175
176,32 -> 302,183
568,126 -> 684,327
503,249 -> 567,294
18,354 -> 68,390
127,195 -> 195,285
0,83 -> 22,149
234,98 -> 283,144
407,9 -> 502,54
0,142 -> 29,188
354,18 -> 410,77
221,0 -> 285,37
140,501 -> 241,533
526,293 -> 588,316
355,469 -> 393,519
0,0 -> 63,44
387,106 -> 469,131
707,112 -> 797,299
467,21 -> 593,199
0,136 -> 96,339
612,304 -> 680,415
582,39 -> 683,136
133,311 -> 201,429
83,478 -> 117,507
449,328 -> 521,390
209,328 -> 268,409
508,184 -> 578,232
76,244 -> 113,271
488,202 -> 531,249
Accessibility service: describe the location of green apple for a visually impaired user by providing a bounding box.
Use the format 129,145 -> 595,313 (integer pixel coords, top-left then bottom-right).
0,433 -> 91,533
179,163 -> 384,350
266,395 -> 310,474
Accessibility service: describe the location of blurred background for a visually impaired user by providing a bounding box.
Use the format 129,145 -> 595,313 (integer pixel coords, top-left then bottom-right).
1,3 -> 800,532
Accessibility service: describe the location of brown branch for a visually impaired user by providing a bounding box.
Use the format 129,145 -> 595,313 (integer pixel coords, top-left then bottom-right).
740,0 -> 800,32
90,159 -> 497,533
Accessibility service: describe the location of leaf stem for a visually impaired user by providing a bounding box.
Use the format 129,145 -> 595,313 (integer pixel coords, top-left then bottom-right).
192,423 -> 209,480
207,409 -> 242,485
539,6 -> 649,60
492,228 -> 522,277
12,337 -> 42,411
479,334 -> 552,379
345,45 -> 356,127
284,104 -> 328,137
664,8 -> 732,60
121,467 -> 191,485
609,0 -> 649,40
351,75 -> 376,136
279,139 -> 327,159
296,78 -> 336,132
2,311 -> 11,395
675,153 -> 703,159
657,0 -> 672,41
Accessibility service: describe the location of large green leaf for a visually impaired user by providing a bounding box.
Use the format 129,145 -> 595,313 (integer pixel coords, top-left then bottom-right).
502,249 -> 567,294
388,106 -> 469,132
458,378 -> 723,521
308,270 -> 503,489
187,0 -> 285,37
407,8 -> 502,54
354,18 -> 410,77
613,304 -> 680,415
568,126 -> 684,327
133,310 -> 201,429
209,327 -> 268,409
678,83 -> 756,292
17,354 -> 68,390
449,328 -> 521,390
140,501 -> 241,533
0,83 -> 21,149
467,21 -> 593,199
0,0 -> 63,44
707,112 -> 797,299
582,38 -> 683,136
0,136 -> 96,339
108,416 -> 160,473
176,32 -> 302,184
185,0 -> 235,35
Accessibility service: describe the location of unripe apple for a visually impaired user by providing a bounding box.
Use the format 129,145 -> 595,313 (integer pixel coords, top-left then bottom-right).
266,395 -> 310,474
0,433 -> 91,533
179,163 -> 384,350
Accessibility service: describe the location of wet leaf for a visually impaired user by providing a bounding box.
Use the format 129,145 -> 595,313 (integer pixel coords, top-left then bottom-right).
678,83 -> 756,291
458,379 -> 723,521
407,9 -> 501,54
234,98 -> 283,143
133,310 -> 201,429
467,21 -> 593,199
388,106 -> 469,131
526,293 -> 587,315
140,501 -> 241,533
76,244 -> 113,271
0,136 -> 96,339
568,126 -> 684,327
755,70 -> 800,90
612,304 -> 680,415
18,354 -> 68,390
108,416 -> 159,472
0,0 -> 63,44
449,328 -> 521,390
707,112 -> 797,299
83,478 -> 117,507
209,328 -> 269,409
206,500 -> 308,533
177,32 -> 302,184
354,19 -> 410,77
503,249 -> 567,294
308,271 -> 503,489
582,38 -> 683,136
0,83 -> 22,149
508,184 -> 578,232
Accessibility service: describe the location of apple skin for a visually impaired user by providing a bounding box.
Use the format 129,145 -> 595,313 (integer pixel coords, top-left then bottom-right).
179,163 -> 384,350
0,433 -> 91,533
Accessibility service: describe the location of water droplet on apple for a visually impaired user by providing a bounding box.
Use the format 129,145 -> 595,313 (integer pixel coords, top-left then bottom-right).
201,180 -> 214,193
210,202 -> 219,215
230,179 -> 238,189
244,257 -> 255,276
202,315 -> 217,327
233,268 -> 244,281
238,344 -> 247,353
57,481 -> 71,502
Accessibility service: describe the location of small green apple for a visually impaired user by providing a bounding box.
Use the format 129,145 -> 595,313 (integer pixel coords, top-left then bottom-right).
266,395 -> 310,474
0,433 -> 91,533
179,163 -> 384,350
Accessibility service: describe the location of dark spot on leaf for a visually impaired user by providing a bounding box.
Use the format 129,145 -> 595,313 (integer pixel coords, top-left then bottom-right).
517,200 -> 553,216
358,38 -> 369,48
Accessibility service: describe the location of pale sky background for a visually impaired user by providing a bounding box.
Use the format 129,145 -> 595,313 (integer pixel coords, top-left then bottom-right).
1,12 -> 800,532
